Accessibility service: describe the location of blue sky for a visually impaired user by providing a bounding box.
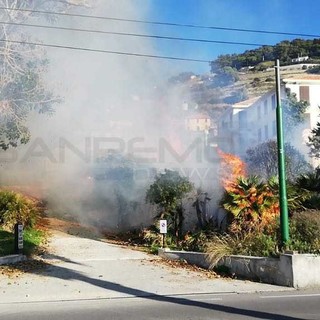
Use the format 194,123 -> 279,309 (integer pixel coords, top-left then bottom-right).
138,0 -> 320,74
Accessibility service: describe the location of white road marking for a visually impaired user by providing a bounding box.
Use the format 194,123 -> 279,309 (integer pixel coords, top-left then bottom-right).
260,293 -> 320,299
194,298 -> 222,301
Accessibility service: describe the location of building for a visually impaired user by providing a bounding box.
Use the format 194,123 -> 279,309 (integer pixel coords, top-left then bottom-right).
185,112 -> 211,132
217,97 -> 260,155
291,56 -> 309,63
217,75 -> 320,164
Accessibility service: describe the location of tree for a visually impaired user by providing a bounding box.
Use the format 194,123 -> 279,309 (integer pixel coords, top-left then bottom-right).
213,67 -> 239,87
295,168 -> 320,209
245,140 -> 312,181
93,152 -> 138,230
282,91 -> 309,134
0,1 -> 91,150
168,72 -> 195,84
209,38 -> 320,71
220,176 -> 279,234
308,119 -> 320,158
146,169 -> 193,241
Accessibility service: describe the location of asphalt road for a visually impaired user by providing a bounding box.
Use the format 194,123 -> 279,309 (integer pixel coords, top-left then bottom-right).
1,231 -> 319,319
1,290 -> 319,320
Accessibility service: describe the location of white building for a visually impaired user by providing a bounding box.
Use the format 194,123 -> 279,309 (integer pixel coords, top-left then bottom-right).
217,75 -> 320,164
291,56 -> 309,63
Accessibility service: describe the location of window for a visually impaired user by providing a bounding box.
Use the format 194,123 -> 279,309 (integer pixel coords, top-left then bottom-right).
271,94 -> 276,110
258,128 -> 262,142
264,125 -> 268,140
272,120 -> 276,136
299,86 -> 310,102
264,100 -> 268,115
239,111 -> 247,128
257,105 -> 261,118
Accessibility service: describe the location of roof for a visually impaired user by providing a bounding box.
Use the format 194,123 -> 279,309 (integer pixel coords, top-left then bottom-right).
233,97 -> 260,108
186,112 -> 210,120
283,74 -> 320,82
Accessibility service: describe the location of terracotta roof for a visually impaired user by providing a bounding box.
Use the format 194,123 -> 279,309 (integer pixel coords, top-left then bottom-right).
283,74 -> 320,82
186,112 -> 210,119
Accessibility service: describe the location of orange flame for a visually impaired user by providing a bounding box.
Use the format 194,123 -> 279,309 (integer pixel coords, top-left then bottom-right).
218,149 -> 246,191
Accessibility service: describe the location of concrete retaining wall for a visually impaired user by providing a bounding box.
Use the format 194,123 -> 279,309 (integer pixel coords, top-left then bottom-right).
0,254 -> 26,265
291,254 -> 320,288
158,248 -> 320,288
158,249 -> 211,269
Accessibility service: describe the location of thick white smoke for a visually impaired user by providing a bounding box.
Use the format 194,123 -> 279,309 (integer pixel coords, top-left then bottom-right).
0,1 -> 220,231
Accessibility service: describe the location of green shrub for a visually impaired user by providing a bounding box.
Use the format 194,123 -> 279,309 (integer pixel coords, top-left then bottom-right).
239,232 -> 278,257
302,194 -> 320,210
0,227 -> 46,256
288,211 -> 320,254
307,65 -> 320,74
0,190 -> 39,231
180,231 -> 213,252
205,230 -> 279,267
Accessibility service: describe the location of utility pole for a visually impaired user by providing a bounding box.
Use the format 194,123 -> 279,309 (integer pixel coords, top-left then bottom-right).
275,59 -> 289,246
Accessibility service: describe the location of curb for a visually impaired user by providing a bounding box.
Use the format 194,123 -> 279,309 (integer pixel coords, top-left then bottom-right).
0,254 -> 27,265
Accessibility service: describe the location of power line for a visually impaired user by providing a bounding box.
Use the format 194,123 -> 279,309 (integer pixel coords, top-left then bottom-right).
0,6 -> 319,39
0,20 -> 266,47
0,38 -> 210,63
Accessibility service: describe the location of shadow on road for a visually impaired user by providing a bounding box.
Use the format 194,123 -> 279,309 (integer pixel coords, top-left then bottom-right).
40,253 -> 84,265
6,257 -> 305,320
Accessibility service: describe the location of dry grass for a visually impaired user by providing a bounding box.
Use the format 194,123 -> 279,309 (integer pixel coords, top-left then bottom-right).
205,234 -> 239,268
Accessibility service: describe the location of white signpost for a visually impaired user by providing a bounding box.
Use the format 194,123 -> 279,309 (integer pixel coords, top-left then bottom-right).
159,220 -> 167,248
159,220 -> 167,234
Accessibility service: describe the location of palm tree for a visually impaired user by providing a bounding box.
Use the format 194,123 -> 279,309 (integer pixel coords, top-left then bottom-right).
295,168 -> 320,209
220,176 -> 278,233
296,168 -> 320,193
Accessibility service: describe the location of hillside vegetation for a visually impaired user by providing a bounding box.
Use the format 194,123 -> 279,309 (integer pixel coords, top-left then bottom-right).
167,39 -> 320,123
210,38 -> 320,71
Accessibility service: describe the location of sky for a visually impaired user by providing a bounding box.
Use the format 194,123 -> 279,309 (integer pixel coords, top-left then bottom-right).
133,0 -> 320,74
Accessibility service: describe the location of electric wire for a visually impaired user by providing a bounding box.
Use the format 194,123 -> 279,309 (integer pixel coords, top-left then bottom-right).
0,6 -> 319,39
0,20 -> 267,47
0,38 -> 210,63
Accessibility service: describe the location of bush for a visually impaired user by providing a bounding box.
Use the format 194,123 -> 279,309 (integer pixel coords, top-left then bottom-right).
302,194 -> 320,210
206,234 -> 239,266
0,227 -> 45,256
180,230 -> 213,252
205,230 -> 278,266
288,211 -> 320,254
0,190 -> 39,231
307,65 -> 320,74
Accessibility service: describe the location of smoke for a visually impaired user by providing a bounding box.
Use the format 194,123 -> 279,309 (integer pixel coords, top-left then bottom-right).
0,1 -> 220,231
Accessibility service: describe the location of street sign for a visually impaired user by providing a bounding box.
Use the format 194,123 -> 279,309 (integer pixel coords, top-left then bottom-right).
14,223 -> 23,253
18,224 -> 23,249
159,220 -> 167,234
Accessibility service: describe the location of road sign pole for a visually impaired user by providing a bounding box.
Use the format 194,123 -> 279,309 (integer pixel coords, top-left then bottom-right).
275,59 -> 290,246
14,223 -> 24,254
160,220 -> 167,248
